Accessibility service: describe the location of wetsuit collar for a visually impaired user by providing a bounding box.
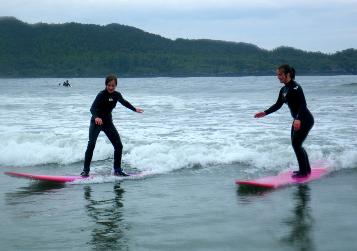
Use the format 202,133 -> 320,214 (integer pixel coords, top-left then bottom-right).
284,80 -> 294,86
104,89 -> 114,94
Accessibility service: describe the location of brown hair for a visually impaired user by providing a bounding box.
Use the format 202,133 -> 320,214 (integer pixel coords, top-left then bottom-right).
105,75 -> 117,86
278,64 -> 296,79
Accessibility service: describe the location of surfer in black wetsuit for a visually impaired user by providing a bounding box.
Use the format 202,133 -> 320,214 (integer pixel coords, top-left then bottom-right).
63,80 -> 71,87
81,75 -> 143,177
255,65 -> 314,178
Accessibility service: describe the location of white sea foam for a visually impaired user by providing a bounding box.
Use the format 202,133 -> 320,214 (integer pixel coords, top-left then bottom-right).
0,76 -> 356,175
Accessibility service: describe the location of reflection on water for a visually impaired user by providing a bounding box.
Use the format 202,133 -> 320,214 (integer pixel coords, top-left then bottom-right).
236,185 -> 273,203
282,185 -> 314,251
237,185 -> 272,196
5,181 -> 65,205
84,183 -> 129,250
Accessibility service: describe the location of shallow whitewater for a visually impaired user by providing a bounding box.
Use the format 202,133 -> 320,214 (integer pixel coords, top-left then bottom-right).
1,76 -> 357,251
0,76 -> 356,174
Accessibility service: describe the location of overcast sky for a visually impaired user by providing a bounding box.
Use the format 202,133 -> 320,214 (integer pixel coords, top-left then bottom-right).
1,0 -> 356,53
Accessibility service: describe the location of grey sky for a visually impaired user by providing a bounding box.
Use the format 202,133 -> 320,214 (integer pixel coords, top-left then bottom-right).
1,0 -> 356,53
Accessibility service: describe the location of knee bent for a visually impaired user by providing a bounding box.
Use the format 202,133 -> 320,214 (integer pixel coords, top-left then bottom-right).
114,142 -> 123,150
86,141 -> 96,150
291,139 -> 302,149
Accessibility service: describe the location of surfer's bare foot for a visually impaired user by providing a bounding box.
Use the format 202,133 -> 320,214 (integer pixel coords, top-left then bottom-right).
80,171 -> 89,177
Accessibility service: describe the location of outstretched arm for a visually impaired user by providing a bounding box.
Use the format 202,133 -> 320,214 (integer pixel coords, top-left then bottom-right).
135,107 -> 144,113
90,92 -> 103,119
293,85 -> 307,131
294,85 -> 307,120
254,111 -> 266,118
117,93 -> 144,113
90,92 -> 105,125
255,89 -> 284,118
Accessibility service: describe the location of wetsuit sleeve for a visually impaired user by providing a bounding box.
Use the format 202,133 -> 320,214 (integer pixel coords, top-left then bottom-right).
90,92 -> 103,118
117,93 -> 136,112
264,88 -> 284,115
294,85 -> 307,119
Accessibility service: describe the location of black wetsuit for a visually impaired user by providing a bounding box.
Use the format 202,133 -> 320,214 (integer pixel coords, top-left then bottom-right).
83,90 -> 136,173
264,80 -> 314,175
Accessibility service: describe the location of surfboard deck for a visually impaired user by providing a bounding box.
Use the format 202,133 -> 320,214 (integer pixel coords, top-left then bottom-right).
4,171 -> 147,183
236,167 -> 329,189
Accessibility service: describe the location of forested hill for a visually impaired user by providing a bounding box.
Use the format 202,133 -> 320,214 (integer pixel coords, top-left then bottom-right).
0,17 -> 356,77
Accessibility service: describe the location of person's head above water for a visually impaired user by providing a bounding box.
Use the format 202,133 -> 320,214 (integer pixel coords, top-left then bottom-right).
277,64 -> 295,84
105,74 -> 117,93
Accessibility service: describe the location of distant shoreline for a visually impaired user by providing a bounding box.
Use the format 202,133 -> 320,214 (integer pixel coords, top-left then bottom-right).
1,73 -> 357,79
1,17 -> 356,77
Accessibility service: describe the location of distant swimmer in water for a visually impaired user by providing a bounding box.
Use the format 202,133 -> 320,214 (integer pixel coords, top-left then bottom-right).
81,75 -> 144,177
63,80 -> 71,87
254,64 -> 314,178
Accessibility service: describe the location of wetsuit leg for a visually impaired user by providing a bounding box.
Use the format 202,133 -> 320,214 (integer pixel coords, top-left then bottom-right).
291,116 -> 314,174
102,122 -> 123,172
83,120 -> 102,173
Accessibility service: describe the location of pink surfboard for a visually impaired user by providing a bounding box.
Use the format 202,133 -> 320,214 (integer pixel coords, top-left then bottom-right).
236,167 -> 329,189
4,171 -> 146,183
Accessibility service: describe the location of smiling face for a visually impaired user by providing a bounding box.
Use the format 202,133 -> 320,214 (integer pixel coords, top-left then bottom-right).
106,79 -> 117,93
276,69 -> 291,84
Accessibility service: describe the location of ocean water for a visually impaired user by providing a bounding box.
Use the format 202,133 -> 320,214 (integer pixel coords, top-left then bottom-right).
0,76 -> 357,250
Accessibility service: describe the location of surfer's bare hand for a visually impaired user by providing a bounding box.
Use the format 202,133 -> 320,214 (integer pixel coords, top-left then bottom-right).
136,107 -> 144,113
95,117 -> 103,125
254,112 -> 266,118
293,119 -> 301,131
